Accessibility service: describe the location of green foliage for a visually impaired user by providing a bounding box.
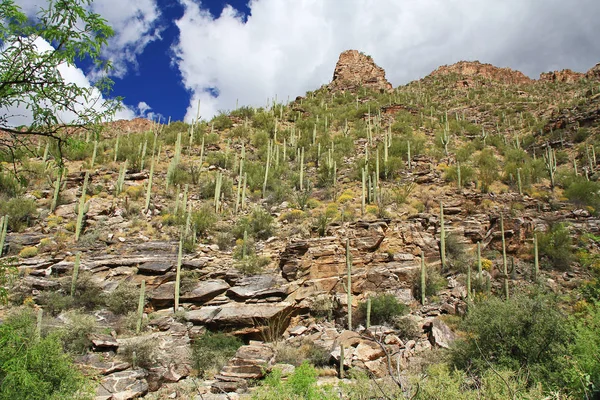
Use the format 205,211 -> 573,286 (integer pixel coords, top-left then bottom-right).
105,281 -> 139,315
537,223 -> 574,270
0,0 -> 120,162
275,340 -> 330,367
210,113 -> 233,130
233,207 -> 275,240
0,171 -> 23,197
413,265 -> 446,300
0,258 -> 17,304
0,197 -> 37,231
0,309 -> 92,399
190,205 -> 218,237
567,304 -> 600,398
475,148 -> 499,193
121,339 -> 157,370
451,291 -> 571,390
564,179 -> 600,214
252,362 -> 337,400
410,363 -> 547,400
59,311 -> 95,355
358,293 -> 408,326
192,332 -> 243,378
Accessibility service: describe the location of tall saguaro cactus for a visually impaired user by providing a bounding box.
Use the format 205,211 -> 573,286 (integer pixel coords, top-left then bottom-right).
544,145 -> 557,188
136,280 -> 146,334
345,238 -> 352,330
174,237 -> 183,312
70,253 -> 81,297
500,214 -> 509,299
75,172 -> 89,242
439,203 -> 446,271
0,215 -> 8,257
533,234 -> 539,282
420,251 -> 426,305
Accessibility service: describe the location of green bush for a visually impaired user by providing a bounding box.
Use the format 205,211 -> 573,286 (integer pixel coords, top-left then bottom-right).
0,171 -> 23,197
476,148 -> 499,193
451,291 -> 571,390
210,112 -> 233,130
413,265 -> 446,300
121,339 -> 157,370
0,197 -> 37,231
192,332 -> 243,378
537,223 -> 574,270
252,362 -> 337,400
358,293 -> 408,326
105,281 -> 139,315
191,205 -> 218,237
410,363 -> 547,400
564,179 -> 600,214
233,207 -> 275,240
0,309 -> 92,400
59,311 -> 96,354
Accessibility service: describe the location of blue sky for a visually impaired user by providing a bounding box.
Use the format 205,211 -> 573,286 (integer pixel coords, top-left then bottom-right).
11,0 -> 600,124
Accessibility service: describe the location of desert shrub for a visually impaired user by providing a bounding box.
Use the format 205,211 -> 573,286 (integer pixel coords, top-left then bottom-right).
234,254 -> 270,275
37,291 -> 75,316
444,164 -> 475,186
475,148 -> 499,193
392,316 -> 422,341
105,281 -> 139,315
252,362 -> 338,400
192,332 -> 243,378
210,112 -> 233,130
0,259 -> 17,305
358,293 -> 408,326
233,207 -> 275,240
409,363 -> 547,400
567,304 -> 600,398
0,309 -> 91,400
18,246 -> 38,258
121,339 -> 157,370
0,171 -> 23,197
59,311 -> 96,354
275,340 -> 330,367
0,197 -> 37,231
537,223 -> 574,270
310,294 -> 336,321
168,163 -> 192,186
63,137 -> 94,161
413,266 -> 446,301
564,179 -> 600,214
451,291 -> 571,390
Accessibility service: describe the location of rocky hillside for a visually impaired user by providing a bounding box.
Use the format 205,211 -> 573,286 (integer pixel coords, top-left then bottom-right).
1,50 -> 600,399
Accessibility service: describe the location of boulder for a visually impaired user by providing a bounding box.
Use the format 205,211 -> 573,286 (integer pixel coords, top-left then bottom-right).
96,369 -> 148,400
180,279 -> 230,304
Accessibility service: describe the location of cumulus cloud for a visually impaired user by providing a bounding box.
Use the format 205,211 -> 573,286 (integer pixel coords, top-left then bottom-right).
14,0 -> 162,78
173,0 -> 600,121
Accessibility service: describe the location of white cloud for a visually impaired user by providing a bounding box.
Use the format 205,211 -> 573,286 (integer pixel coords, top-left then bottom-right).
13,0 -> 162,78
173,0 -> 600,121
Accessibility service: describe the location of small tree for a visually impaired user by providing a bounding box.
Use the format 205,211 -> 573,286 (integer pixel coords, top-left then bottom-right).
0,0 -> 121,164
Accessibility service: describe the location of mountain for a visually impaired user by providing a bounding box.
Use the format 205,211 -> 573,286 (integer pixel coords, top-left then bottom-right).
1,50 -> 599,399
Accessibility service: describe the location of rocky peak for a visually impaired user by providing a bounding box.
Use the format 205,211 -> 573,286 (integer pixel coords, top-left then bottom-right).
328,50 -> 393,93
428,60 -> 532,85
586,62 -> 600,81
539,69 -> 585,83
104,118 -> 156,136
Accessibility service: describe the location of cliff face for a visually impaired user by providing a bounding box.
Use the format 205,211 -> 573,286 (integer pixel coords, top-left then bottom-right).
428,61 -> 532,85
328,50 -> 393,93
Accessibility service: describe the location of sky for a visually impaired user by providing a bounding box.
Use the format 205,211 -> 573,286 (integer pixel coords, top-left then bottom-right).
8,0 -> 600,124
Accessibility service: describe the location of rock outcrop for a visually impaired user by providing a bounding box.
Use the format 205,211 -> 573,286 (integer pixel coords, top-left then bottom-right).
539,69 -> 585,83
428,60 -> 532,85
328,50 -> 392,93
587,63 -> 600,80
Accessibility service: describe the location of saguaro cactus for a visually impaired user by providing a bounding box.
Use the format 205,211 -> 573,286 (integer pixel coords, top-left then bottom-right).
75,172 -> 89,242
366,297 -> 372,328
339,345 -> 345,379
70,253 -> 81,297
0,215 -> 7,256
136,280 -> 146,334
440,203 -> 446,271
420,251 -> 426,305
345,238 -> 352,330
174,237 -> 183,312
544,145 -> 557,188
533,234 -> 539,282
500,214 -> 509,299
